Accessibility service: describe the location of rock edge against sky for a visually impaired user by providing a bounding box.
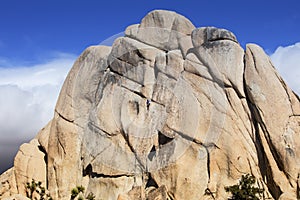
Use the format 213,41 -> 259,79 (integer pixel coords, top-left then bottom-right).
1,10 -> 300,200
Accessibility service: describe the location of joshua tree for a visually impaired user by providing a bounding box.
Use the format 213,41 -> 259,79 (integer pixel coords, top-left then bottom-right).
25,179 -> 52,200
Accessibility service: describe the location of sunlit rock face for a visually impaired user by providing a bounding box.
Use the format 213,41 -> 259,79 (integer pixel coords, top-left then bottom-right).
1,10 -> 300,200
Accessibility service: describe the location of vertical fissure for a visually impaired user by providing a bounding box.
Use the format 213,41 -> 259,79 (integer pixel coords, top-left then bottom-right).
243,53 -> 282,199
38,145 -> 49,188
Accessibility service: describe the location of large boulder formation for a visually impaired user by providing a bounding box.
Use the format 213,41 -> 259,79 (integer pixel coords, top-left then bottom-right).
1,10 -> 299,200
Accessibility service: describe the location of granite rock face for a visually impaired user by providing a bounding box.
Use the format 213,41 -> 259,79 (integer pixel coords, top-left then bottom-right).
1,10 -> 300,200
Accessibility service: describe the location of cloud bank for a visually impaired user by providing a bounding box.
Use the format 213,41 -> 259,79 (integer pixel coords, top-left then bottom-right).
0,54 -> 76,143
0,53 -> 76,173
270,42 -> 300,96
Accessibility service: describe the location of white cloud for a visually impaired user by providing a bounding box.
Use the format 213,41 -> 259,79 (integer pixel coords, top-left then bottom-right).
0,54 -> 76,142
270,42 -> 300,96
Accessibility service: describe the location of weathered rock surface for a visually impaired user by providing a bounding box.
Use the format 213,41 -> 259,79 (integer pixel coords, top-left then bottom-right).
1,10 -> 300,200
1,194 -> 30,200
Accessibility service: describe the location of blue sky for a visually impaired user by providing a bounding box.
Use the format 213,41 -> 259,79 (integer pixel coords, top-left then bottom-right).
0,0 -> 299,173
0,0 -> 300,64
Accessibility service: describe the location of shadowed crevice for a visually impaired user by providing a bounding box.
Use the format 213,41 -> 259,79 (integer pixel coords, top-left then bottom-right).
243,53 -> 282,199
158,131 -> 173,146
147,146 -> 156,161
145,173 -> 159,189
83,164 -> 133,178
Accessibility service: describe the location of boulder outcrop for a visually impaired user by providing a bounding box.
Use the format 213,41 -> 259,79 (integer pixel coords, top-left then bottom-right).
1,10 -> 299,200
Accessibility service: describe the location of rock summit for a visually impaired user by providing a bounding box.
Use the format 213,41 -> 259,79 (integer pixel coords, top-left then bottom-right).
1,10 -> 300,200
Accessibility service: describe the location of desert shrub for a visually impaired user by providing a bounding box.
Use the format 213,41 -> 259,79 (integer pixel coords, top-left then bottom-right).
70,186 -> 95,200
225,174 -> 264,200
86,192 -> 96,200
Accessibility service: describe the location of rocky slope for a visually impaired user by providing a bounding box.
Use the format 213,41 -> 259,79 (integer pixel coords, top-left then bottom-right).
1,10 -> 299,200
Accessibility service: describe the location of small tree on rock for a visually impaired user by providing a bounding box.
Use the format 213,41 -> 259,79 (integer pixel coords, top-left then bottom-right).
225,174 -> 264,200
25,179 -> 52,200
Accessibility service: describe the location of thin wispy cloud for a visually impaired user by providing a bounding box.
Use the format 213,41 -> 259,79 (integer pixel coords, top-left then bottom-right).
270,42 -> 300,96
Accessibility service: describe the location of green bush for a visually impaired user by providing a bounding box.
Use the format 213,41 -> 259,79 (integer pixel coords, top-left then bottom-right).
86,192 -> 96,200
225,174 -> 264,200
71,187 -> 79,199
70,186 -> 96,200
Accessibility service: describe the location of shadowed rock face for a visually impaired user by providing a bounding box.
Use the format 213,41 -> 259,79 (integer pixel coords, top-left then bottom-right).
1,10 -> 300,200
